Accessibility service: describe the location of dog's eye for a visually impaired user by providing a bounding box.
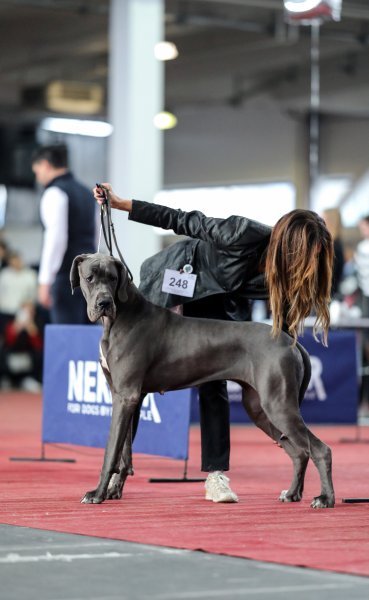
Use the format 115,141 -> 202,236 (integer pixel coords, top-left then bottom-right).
108,274 -> 118,282
85,275 -> 94,283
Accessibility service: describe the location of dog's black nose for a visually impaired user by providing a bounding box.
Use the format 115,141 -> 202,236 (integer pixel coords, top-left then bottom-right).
98,299 -> 112,309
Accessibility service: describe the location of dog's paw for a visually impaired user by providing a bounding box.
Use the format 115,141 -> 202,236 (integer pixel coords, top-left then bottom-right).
310,494 -> 335,509
106,485 -> 123,500
279,489 -> 302,503
81,490 -> 105,504
106,471 -> 131,500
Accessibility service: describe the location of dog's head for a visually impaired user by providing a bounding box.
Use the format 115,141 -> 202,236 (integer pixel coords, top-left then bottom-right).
70,253 -> 130,322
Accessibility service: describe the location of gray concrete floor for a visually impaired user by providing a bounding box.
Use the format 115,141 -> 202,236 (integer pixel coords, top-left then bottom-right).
1,524 -> 369,600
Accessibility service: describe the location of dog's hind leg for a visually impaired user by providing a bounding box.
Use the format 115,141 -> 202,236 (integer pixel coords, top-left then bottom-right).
306,429 -> 335,509
242,386 -> 309,502
277,438 -> 309,503
242,385 -> 282,443
279,425 -> 333,508
259,380 -> 334,508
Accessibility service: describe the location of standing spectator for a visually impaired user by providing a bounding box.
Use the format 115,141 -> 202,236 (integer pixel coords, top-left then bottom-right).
322,208 -> 345,299
355,215 -> 369,300
355,215 -> 369,417
32,144 -> 97,323
0,239 -> 9,270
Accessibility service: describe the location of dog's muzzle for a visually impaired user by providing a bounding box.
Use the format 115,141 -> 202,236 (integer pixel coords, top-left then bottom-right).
98,298 -> 112,311
90,296 -> 116,321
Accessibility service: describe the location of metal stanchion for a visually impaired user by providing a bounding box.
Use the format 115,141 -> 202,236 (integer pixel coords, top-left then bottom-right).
10,442 -> 75,463
149,459 -> 205,483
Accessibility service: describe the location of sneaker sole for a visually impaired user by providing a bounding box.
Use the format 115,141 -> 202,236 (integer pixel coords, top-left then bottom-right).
205,493 -> 239,503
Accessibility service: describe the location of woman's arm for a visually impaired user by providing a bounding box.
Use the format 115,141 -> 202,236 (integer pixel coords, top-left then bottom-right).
129,200 -> 245,247
92,184 -> 270,248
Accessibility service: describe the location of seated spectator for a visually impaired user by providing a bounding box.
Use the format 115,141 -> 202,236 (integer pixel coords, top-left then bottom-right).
0,251 -> 37,318
0,301 -> 43,391
0,247 -> 37,366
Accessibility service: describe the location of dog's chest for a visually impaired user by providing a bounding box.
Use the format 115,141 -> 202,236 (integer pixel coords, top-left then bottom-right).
99,343 -> 110,372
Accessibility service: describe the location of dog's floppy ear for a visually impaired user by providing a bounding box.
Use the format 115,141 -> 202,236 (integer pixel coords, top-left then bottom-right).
114,258 -> 129,303
70,254 -> 89,294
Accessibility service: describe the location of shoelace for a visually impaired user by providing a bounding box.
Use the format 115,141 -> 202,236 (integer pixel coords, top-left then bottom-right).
209,473 -> 230,491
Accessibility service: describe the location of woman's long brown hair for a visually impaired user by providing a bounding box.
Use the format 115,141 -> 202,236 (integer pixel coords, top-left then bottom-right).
265,209 -> 333,345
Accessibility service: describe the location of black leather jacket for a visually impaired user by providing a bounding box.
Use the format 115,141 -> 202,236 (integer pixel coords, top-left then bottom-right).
129,200 -> 271,320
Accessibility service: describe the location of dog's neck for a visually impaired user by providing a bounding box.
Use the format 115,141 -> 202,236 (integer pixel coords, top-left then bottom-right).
122,280 -> 147,309
100,315 -> 113,334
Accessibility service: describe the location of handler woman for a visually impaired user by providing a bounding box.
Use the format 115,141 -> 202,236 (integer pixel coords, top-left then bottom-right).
93,184 -> 333,503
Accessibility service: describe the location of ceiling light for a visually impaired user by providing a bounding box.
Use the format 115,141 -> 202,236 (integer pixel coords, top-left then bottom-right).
284,0 -> 321,12
284,0 -> 341,22
154,41 -> 178,61
46,81 -> 104,115
41,118 -> 113,137
153,111 -> 177,130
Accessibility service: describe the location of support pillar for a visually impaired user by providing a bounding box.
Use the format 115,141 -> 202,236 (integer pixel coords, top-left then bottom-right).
108,0 -> 164,281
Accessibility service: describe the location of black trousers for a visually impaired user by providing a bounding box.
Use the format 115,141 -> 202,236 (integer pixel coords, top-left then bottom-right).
183,297 -> 231,472
196,379 -> 230,471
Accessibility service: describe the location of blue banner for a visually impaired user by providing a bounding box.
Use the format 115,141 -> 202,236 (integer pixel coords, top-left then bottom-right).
42,326 -> 358,460
42,325 -> 191,459
190,330 -> 359,425
299,329 -> 358,424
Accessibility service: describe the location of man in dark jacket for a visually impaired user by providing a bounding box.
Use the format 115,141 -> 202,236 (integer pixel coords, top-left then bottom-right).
33,145 -> 96,324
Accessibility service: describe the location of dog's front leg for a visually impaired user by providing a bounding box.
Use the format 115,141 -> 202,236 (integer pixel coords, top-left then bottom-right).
81,390 -> 140,504
99,363 -> 135,501
106,393 -> 145,499
106,420 -> 134,500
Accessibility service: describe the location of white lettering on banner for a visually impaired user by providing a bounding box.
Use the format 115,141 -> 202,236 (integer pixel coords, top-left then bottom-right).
226,359 -> 327,404
100,405 -> 112,417
140,393 -> 161,423
84,361 -> 97,403
68,360 -> 84,401
306,356 -> 327,401
82,404 -> 99,416
226,381 -> 242,402
67,360 -> 112,418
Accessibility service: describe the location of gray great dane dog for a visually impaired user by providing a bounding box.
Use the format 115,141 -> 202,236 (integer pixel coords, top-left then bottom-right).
70,253 -> 335,508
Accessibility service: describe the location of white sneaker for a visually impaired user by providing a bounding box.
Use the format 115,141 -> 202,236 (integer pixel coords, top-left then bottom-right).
205,471 -> 238,503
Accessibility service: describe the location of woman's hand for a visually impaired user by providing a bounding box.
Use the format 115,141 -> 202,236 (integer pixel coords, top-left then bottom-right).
92,183 -> 132,212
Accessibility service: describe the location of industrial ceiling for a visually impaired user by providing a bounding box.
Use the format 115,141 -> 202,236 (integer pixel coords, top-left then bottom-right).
0,0 -> 369,121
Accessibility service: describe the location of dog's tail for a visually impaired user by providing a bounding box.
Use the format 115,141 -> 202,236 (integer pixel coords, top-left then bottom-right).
295,341 -> 312,407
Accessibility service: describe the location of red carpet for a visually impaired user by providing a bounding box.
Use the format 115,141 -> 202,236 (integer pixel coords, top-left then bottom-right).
1,391 -> 369,576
